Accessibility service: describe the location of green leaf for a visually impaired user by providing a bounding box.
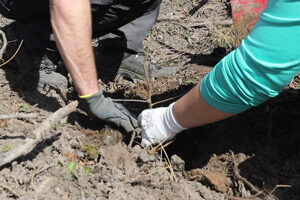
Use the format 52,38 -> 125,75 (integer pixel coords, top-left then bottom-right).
19,103 -> 31,112
71,171 -> 78,180
85,167 -> 91,176
2,144 -> 15,152
68,162 -> 77,173
56,159 -> 64,167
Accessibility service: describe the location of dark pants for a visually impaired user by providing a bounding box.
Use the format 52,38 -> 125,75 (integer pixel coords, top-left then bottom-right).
0,0 -> 161,53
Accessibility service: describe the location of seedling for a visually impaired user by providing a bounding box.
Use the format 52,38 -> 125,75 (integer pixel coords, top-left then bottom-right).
19,103 -> 31,112
82,144 -> 98,160
68,161 -> 78,180
54,122 -> 61,131
2,143 -> 15,152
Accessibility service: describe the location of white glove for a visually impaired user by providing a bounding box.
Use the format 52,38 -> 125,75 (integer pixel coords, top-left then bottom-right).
138,103 -> 186,147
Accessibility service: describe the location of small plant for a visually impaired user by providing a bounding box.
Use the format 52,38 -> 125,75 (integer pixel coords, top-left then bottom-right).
68,161 -> 78,180
2,143 -> 15,152
82,144 -> 98,160
61,152 -> 92,180
182,31 -> 191,39
19,103 -> 31,112
84,166 -> 91,176
54,122 -> 61,131
184,79 -> 197,85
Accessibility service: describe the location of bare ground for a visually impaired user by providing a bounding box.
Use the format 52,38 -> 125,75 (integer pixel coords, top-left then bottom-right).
0,0 -> 299,199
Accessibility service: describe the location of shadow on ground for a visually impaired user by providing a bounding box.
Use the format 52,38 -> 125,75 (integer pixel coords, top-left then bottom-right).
165,88 -> 300,199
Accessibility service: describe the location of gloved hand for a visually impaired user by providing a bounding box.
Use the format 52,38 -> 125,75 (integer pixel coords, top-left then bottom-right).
138,103 -> 186,147
80,88 -> 138,132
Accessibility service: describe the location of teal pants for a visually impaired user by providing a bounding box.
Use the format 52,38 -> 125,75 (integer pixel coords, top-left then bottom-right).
201,0 -> 300,114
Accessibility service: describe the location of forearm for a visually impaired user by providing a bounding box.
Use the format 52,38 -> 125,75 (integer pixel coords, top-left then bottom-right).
174,0 -> 300,128
50,0 -> 99,96
173,83 -> 234,128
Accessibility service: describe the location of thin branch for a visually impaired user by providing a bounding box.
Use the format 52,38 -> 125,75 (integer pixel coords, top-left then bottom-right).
152,93 -> 186,107
149,140 -> 173,155
142,53 -> 153,108
128,131 -> 137,148
0,101 -> 78,167
270,184 -> 291,195
29,164 -> 54,186
0,113 -> 38,120
161,146 -> 177,181
0,30 -> 8,60
0,183 -> 20,197
112,98 -> 148,104
0,40 -> 23,67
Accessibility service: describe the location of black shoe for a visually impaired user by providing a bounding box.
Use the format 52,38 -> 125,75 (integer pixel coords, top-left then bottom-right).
116,53 -> 179,81
0,22 -> 68,91
96,50 -> 179,82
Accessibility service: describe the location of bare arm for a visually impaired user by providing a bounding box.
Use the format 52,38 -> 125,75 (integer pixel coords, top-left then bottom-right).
50,0 -> 99,96
173,83 -> 234,128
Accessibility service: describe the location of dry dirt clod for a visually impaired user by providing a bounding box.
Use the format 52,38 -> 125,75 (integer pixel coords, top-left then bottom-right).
170,154 -> 185,171
203,171 -> 232,193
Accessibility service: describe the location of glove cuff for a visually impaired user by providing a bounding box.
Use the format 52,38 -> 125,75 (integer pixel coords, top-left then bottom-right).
163,102 -> 187,135
79,88 -> 103,99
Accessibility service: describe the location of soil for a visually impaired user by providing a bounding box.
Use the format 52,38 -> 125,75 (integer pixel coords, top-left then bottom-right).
0,0 -> 299,200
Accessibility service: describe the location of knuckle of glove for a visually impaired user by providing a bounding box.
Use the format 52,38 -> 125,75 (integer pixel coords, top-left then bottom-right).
82,90 -> 138,132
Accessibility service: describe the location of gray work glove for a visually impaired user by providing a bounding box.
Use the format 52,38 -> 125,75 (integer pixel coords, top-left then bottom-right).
81,88 -> 139,132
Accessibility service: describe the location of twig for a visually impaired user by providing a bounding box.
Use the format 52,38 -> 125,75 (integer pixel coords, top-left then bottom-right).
230,151 -> 262,194
128,131 -> 137,148
142,53 -> 153,108
148,133 -> 173,154
161,145 -> 177,181
0,113 -> 38,120
0,40 -> 23,67
226,196 -> 250,200
29,164 -> 54,186
112,98 -> 148,103
152,93 -> 186,107
0,183 -> 20,197
0,30 -> 7,60
270,184 -> 291,195
113,93 -> 185,107
127,52 -> 153,148
0,101 -> 78,167
149,140 -> 173,155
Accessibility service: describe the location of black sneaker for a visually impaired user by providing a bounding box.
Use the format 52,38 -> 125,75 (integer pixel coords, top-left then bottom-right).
0,22 -> 68,91
116,53 -> 179,82
96,49 -> 179,82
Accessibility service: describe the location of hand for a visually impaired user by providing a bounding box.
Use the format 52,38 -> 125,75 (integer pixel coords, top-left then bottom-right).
81,88 -> 138,132
138,106 -> 179,147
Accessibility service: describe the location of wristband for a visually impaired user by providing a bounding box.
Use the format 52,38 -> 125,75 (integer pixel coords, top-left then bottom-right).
79,93 -> 94,99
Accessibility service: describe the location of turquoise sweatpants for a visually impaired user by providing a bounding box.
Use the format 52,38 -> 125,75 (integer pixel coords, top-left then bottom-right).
201,0 -> 300,114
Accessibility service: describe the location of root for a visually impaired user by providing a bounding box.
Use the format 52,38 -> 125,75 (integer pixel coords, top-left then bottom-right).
0,101 -> 78,167
230,150 -> 263,196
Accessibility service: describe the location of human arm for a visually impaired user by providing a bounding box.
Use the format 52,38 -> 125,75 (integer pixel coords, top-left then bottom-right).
139,0 -> 300,146
50,0 -> 98,96
49,0 -> 138,132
